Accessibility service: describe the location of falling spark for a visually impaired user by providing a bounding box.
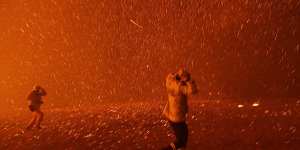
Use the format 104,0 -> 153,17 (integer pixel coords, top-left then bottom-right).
252,103 -> 259,107
84,133 -> 93,138
238,105 -> 244,108
130,19 -> 143,29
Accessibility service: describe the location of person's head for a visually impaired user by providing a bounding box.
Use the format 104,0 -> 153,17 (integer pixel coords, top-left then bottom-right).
33,85 -> 42,90
177,69 -> 190,81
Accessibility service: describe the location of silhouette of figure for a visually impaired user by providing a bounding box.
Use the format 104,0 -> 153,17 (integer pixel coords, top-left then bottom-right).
162,69 -> 198,150
26,85 -> 47,129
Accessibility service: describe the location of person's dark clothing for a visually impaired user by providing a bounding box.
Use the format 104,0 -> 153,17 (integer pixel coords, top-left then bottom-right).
170,121 -> 189,148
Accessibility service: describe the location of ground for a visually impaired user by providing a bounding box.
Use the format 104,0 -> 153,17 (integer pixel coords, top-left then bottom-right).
0,99 -> 299,150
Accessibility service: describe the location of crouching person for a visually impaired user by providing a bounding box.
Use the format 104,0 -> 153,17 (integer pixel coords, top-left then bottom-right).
162,69 -> 198,150
26,85 -> 47,130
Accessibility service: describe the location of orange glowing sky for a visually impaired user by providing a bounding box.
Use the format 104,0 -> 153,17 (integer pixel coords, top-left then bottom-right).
1,0 -> 299,108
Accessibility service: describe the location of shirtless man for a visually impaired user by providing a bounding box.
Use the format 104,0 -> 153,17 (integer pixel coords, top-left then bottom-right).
26,85 -> 47,129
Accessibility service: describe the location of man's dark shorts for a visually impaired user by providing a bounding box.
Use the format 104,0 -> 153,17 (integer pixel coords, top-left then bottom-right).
29,105 -> 35,112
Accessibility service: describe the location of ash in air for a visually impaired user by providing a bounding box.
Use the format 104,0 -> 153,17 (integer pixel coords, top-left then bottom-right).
0,0 -> 299,149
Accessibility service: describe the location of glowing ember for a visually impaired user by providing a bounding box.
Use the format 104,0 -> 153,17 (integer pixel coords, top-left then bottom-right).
130,19 -> 143,29
238,105 -> 244,108
252,103 -> 259,107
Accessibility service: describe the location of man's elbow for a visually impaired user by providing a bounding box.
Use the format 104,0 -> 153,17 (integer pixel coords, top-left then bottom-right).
42,90 -> 47,96
187,87 -> 198,95
26,94 -> 32,100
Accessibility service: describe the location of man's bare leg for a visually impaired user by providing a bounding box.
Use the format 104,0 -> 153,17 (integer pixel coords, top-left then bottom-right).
26,112 -> 37,129
35,109 -> 44,129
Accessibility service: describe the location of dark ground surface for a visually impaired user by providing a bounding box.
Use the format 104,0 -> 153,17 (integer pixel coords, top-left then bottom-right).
0,99 -> 299,150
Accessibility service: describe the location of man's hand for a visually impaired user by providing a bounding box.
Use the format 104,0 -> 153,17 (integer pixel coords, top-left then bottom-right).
169,72 -> 175,76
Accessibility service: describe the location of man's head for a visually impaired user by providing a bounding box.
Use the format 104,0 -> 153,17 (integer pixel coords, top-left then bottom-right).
33,85 -> 42,90
177,69 -> 190,81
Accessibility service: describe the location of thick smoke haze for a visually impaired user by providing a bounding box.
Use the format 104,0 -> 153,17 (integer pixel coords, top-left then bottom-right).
1,0 -> 299,108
